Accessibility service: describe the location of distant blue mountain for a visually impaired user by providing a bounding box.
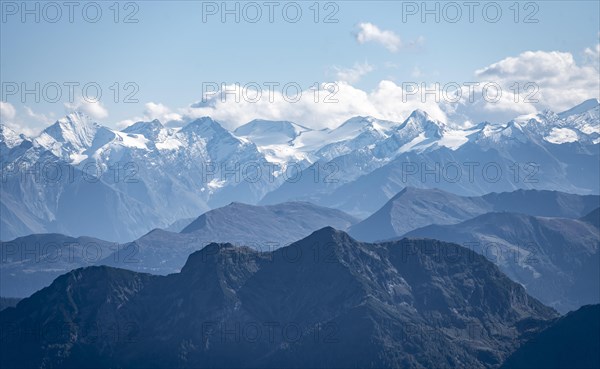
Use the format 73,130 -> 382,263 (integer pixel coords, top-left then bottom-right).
349,187 -> 600,242
182,201 -> 358,240
404,212 -> 599,313
581,207 -> 600,228
0,233 -> 116,297
1,202 -> 358,296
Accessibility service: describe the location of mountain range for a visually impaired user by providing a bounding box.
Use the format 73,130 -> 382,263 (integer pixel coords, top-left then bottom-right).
260,100 -> 600,216
0,228 -> 558,368
0,233 -> 117,298
348,187 -> 600,242
98,201 -> 358,276
2,99 -> 599,242
1,201 -> 358,297
404,210 -> 600,313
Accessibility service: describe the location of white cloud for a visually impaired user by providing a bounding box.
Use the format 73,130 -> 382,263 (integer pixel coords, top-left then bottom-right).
464,49 -> 600,121
116,102 -> 183,129
355,23 -> 423,53
64,98 -> 109,120
333,62 -> 374,83
355,23 -> 401,52
6,46 -> 599,134
180,45 -> 600,130
0,101 -> 16,121
116,119 -> 136,130
583,43 -> 599,71
182,80 -> 448,130
0,102 -> 44,136
24,106 -> 54,125
143,102 -> 182,123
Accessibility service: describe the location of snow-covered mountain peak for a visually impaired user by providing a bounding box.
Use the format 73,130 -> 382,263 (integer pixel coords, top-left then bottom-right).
2,99 -> 599,244
558,98 -> 600,119
186,116 -> 219,126
234,119 -> 311,146
407,109 -> 429,120
474,119 -> 531,145
506,120 -> 525,130
0,124 -> 26,148
478,122 -> 498,137
472,121 -> 493,131
337,115 -> 373,127
181,116 -> 229,137
377,111 -> 467,154
43,111 -> 98,142
328,116 -> 397,140
513,113 -> 544,125
397,109 -> 446,138
237,119 -> 310,134
309,116 -> 401,161
122,119 -> 165,139
33,112 -> 100,160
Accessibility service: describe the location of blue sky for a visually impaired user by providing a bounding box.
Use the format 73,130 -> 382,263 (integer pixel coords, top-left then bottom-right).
1,1 -> 599,132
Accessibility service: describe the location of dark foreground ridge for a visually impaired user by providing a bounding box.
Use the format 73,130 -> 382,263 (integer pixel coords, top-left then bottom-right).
501,304 -> 600,369
1,228 -> 558,368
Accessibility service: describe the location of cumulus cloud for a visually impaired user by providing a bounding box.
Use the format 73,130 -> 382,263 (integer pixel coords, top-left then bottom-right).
333,62 -> 374,83
0,102 -> 48,136
64,98 -> 109,120
116,102 -> 183,129
0,101 -> 23,134
0,101 -> 16,121
24,106 -> 54,125
143,102 -> 183,123
182,81 -> 448,130
355,23 -> 423,53
355,23 -> 402,52
583,43 -> 599,71
6,45 -> 600,134
179,45 -> 600,129
464,49 -> 600,121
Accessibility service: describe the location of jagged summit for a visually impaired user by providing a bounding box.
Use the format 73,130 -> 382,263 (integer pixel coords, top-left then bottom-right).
180,116 -> 232,140
183,116 -> 222,128
40,111 -> 98,146
122,119 -> 164,138
393,109 -> 447,142
0,124 -> 26,148
2,99 -> 599,243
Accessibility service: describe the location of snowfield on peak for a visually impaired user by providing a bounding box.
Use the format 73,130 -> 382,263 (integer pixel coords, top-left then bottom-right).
545,127 -> 579,144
